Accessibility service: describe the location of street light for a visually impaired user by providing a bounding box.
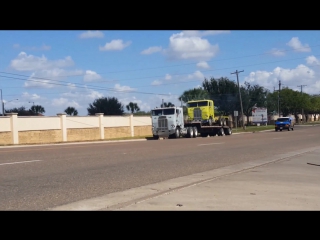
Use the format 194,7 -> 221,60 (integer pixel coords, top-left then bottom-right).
3,99 -> 18,115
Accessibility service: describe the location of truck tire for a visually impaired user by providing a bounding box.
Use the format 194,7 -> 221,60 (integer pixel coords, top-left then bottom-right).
218,117 -> 224,126
192,127 -> 198,138
287,127 -> 290,131
224,127 -> 232,135
175,128 -> 180,138
218,128 -> 225,136
187,127 -> 194,138
153,134 -> 159,140
291,126 -> 294,131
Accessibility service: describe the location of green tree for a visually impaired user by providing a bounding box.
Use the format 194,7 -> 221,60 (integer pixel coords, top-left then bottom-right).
30,105 -> 45,115
308,95 -> 320,121
178,87 -> 210,103
64,106 -> 78,116
87,97 -> 124,116
126,102 -> 140,114
240,82 -> 268,124
202,77 -> 239,115
161,102 -> 175,108
5,106 -> 34,116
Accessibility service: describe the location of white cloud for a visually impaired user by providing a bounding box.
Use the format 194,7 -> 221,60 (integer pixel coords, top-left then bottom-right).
99,39 -> 131,51
141,46 -> 162,55
306,55 -> 320,66
181,30 -> 230,37
286,37 -> 311,52
244,65 -> 317,93
79,30 -> 104,39
83,70 -> 102,82
12,44 -> 51,51
270,48 -> 285,57
11,52 -> 74,71
164,31 -> 219,61
196,61 -> 210,69
22,92 -> 41,100
165,74 -> 172,80
188,70 -> 205,80
114,83 -> 136,92
24,69 -> 83,88
151,80 -> 162,86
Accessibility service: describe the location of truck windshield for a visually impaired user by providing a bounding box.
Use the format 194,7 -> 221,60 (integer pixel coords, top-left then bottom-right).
187,101 -> 208,107
152,108 -> 175,116
277,118 -> 289,121
152,110 -> 163,116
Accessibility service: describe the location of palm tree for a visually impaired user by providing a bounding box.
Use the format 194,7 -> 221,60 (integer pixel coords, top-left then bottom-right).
64,106 -> 78,116
126,102 -> 140,113
161,102 -> 175,108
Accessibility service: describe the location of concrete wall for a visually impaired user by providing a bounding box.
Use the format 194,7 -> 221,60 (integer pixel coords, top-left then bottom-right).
0,113 -> 152,145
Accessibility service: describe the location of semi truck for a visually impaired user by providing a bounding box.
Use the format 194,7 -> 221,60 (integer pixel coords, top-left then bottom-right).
151,99 -> 232,139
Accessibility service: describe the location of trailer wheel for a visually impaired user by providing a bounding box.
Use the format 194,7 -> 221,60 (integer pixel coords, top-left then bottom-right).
187,127 -> 194,138
224,127 -> 232,135
193,126 -> 198,138
218,128 -> 225,136
153,134 -> 159,140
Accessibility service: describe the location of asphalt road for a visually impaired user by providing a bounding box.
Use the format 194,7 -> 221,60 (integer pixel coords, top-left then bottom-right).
0,125 -> 319,210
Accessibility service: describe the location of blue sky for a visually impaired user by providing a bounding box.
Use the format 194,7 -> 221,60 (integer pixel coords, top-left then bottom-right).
0,30 -> 320,116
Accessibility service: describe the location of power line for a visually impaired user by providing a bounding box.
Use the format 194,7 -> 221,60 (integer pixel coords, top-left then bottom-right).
2,43 -> 319,78
0,75 -> 172,96
0,53 -> 318,92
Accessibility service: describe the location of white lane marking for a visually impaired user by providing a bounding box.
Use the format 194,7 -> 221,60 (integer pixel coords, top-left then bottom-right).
0,160 -> 42,166
198,142 -> 225,146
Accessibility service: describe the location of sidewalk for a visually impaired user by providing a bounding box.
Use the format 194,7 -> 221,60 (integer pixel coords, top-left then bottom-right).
116,146 -> 320,210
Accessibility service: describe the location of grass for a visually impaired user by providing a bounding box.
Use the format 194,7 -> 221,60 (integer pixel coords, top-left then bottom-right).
232,125 -> 275,133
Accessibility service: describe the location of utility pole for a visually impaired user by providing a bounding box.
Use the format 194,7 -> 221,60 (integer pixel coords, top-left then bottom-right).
231,70 -> 245,129
297,85 -> 307,123
0,89 -> 4,116
278,80 -> 281,117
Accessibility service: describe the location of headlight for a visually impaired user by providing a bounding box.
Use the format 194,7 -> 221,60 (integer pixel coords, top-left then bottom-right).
171,124 -> 175,129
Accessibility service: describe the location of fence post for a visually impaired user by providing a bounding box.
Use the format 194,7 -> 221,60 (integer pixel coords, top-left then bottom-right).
95,113 -> 104,139
57,113 -> 67,142
6,113 -> 18,144
130,114 -> 134,137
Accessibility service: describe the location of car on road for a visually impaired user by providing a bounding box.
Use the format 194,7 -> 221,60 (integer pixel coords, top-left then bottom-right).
275,117 -> 294,131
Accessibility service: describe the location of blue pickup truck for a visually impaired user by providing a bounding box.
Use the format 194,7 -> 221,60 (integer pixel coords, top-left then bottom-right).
275,117 -> 294,131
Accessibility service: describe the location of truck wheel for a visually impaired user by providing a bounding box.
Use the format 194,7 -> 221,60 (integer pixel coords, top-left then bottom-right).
218,128 -> 225,136
218,117 -> 224,126
275,128 -> 278,132
287,127 -> 290,131
187,127 -> 193,138
193,126 -> 198,138
291,125 -> 294,131
153,134 -> 159,140
224,127 -> 232,135
175,128 -> 180,138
